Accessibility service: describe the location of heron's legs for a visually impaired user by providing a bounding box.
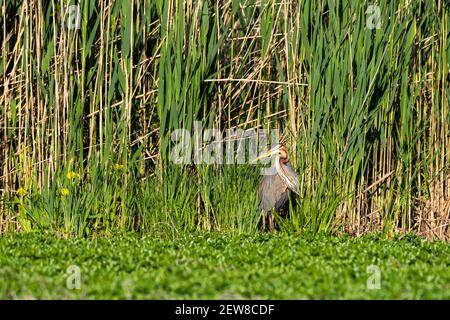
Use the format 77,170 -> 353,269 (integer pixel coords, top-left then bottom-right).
268,212 -> 274,232
258,211 -> 275,232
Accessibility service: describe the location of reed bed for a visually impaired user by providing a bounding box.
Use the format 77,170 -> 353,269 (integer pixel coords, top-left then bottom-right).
0,0 -> 449,239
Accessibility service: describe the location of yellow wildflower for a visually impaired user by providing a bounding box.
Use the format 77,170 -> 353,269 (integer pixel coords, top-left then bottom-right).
66,171 -> 80,181
114,163 -> 125,170
60,188 -> 70,196
16,187 -> 27,197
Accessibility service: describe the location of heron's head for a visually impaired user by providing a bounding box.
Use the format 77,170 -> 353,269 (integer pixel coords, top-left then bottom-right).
252,144 -> 288,163
253,144 -> 300,195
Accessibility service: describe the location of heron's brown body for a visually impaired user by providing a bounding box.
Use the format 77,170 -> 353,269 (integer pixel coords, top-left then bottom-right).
255,145 -> 299,231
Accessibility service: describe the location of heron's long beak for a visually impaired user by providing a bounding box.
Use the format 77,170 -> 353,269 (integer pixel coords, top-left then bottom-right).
251,146 -> 279,163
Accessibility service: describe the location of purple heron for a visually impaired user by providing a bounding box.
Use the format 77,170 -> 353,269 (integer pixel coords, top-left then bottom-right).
254,144 -> 300,231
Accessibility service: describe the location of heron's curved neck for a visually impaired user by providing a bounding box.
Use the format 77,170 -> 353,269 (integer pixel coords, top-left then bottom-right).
275,155 -> 282,176
273,148 -> 289,175
279,150 -> 289,164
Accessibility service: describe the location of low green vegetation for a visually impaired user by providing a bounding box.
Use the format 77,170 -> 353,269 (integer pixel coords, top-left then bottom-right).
1,233 -> 448,299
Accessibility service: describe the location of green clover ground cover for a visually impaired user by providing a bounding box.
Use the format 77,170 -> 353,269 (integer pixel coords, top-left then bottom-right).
0,233 -> 449,299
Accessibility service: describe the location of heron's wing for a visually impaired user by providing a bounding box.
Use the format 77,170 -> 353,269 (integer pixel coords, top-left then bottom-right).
274,188 -> 289,212
258,174 -> 288,213
283,161 -> 299,191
